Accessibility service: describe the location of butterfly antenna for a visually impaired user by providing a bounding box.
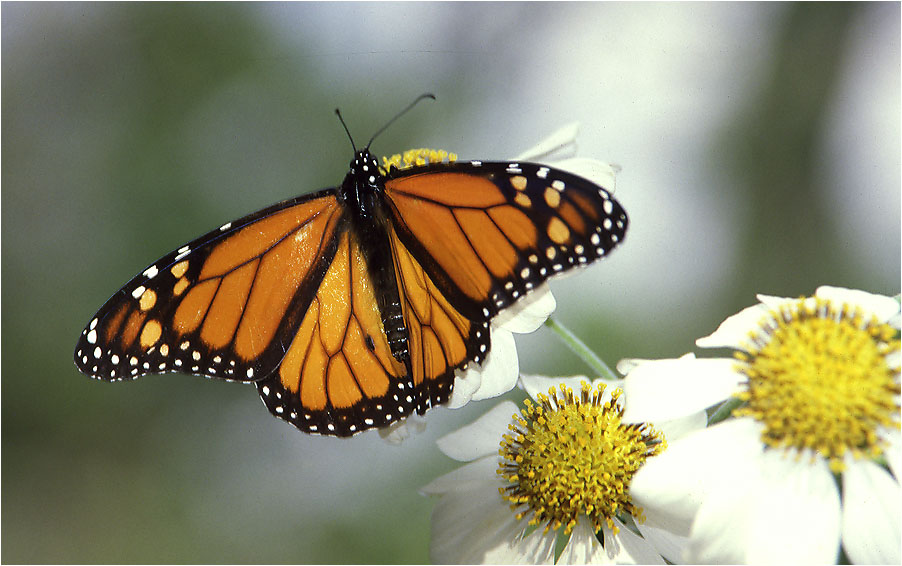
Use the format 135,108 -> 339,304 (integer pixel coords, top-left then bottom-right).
366,93 -> 436,149
335,108 -> 357,153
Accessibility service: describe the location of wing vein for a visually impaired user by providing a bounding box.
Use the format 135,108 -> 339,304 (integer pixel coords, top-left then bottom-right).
452,208 -> 500,281
227,257 -> 263,354
194,279 -> 224,339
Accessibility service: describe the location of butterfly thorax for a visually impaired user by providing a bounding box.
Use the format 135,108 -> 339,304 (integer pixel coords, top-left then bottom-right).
338,149 -> 411,367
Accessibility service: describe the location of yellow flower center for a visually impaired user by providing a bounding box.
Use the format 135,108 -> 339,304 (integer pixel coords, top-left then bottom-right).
379,148 -> 457,174
734,297 -> 901,472
497,382 -> 665,535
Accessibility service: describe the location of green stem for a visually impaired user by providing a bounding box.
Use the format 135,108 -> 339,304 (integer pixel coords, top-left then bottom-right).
544,317 -> 619,381
708,397 -> 744,426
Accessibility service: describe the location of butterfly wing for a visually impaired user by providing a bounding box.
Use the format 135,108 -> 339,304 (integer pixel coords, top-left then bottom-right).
74,191 -> 345,383
383,160 -> 628,320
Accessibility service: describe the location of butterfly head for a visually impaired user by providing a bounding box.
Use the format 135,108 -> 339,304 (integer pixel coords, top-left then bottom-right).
349,149 -> 382,184
338,148 -> 385,216
345,148 -> 382,189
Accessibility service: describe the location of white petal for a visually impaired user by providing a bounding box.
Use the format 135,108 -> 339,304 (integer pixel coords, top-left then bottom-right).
696,302 -> 774,349
687,459 -> 763,564
601,520 -> 665,565
513,122 -> 579,162
557,518 -> 608,564
436,401 -> 518,462
635,522 -> 689,565
428,481 -> 521,564
888,309 -> 901,330
816,286 -> 901,323
420,455 -> 499,496
448,367 -> 483,409
755,293 -> 796,310
496,527 -> 557,565
378,413 -> 426,444
886,349 -> 900,371
494,284 -> 556,334
616,352 -> 695,377
548,157 -> 619,192
631,418 -> 764,537
652,410 -> 708,444
842,457 -> 901,565
448,326 -> 519,408
881,428 -> 902,482
473,327 -> 520,402
742,451 -> 841,564
621,357 -> 744,424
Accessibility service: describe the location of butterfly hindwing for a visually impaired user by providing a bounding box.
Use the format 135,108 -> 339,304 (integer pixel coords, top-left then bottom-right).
389,226 -> 490,402
74,191 -> 345,384
383,160 -> 628,319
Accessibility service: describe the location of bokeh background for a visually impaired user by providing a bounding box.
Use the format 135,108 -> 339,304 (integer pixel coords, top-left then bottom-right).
3,2 -> 899,563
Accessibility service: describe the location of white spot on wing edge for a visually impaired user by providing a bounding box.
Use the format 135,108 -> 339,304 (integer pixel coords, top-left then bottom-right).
131,285 -> 146,299
219,222 -> 232,231
143,265 -> 159,279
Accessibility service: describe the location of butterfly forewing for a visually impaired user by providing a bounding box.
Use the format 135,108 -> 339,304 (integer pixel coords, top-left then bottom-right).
74,191 -> 345,384
383,160 -> 628,320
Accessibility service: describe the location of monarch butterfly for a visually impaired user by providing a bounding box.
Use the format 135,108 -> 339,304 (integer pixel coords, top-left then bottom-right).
74,96 -> 628,437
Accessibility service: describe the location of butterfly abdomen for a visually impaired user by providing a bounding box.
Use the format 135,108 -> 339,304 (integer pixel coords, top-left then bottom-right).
340,149 -> 414,366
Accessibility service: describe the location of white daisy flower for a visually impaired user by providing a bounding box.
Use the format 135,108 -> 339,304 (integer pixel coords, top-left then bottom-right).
622,286 -> 901,564
422,374 -> 705,564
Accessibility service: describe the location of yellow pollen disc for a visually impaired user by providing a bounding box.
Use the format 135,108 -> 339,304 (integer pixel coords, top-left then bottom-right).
544,187 -> 561,208
171,260 -> 189,278
139,288 -> 157,311
140,320 -> 162,349
733,297 -> 901,472
496,382 -> 665,536
547,217 -> 570,244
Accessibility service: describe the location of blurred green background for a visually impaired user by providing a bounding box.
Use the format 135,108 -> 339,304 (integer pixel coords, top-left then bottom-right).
3,3 -> 899,563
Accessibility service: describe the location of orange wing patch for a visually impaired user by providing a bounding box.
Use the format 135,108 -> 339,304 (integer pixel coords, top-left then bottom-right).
386,173 -> 549,311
